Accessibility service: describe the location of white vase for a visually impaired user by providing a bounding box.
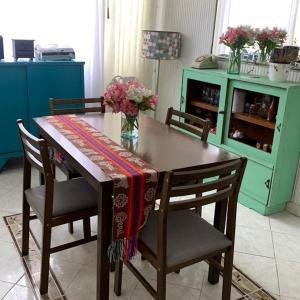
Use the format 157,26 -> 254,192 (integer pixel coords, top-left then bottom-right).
268,63 -> 289,82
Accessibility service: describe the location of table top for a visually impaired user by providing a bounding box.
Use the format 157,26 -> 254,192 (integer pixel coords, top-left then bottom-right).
34,112 -> 237,187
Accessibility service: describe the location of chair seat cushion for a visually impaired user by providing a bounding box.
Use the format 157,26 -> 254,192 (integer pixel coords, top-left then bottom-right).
139,210 -> 232,268
25,178 -> 97,219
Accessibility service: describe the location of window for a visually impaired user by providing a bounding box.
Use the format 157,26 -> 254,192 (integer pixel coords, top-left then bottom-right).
0,0 -> 104,97
0,0 -> 96,60
213,0 -> 299,55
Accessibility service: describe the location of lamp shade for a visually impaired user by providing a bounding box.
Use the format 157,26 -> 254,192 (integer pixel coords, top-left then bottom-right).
142,30 -> 181,60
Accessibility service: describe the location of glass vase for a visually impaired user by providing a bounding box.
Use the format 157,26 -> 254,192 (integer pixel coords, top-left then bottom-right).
227,50 -> 241,74
121,113 -> 139,139
259,49 -> 269,64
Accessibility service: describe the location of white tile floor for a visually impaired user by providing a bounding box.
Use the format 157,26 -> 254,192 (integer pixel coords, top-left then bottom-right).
1,158 -> 300,299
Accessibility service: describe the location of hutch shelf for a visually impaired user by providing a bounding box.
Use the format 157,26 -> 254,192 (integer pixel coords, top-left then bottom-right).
181,68 -> 300,215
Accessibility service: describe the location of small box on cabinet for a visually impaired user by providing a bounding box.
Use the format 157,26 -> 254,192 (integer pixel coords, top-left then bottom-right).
12,39 -> 34,60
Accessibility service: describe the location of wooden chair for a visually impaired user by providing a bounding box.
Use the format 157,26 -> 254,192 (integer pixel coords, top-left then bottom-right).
165,107 -> 211,216
49,97 -> 105,116
49,97 -> 105,233
114,157 -> 247,300
165,107 -> 210,142
17,119 -> 98,295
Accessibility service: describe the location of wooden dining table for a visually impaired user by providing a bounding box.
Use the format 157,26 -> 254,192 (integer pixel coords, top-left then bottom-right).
34,112 -> 237,300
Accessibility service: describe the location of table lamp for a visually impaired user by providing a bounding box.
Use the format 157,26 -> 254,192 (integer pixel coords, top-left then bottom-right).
142,30 -> 181,117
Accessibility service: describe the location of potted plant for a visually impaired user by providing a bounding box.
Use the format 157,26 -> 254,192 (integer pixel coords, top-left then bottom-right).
219,25 -> 255,74
255,27 -> 287,63
268,46 -> 299,82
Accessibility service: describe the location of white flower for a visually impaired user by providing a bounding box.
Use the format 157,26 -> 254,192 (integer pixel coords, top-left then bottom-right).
143,88 -> 153,98
126,86 -> 144,103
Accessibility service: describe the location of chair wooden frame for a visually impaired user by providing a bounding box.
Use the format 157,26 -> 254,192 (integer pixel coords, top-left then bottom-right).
48,97 -> 105,233
17,119 -> 98,295
164,107 -> 210,217
114,158 -> 247,300
165,107 -> 210,142
49,96 -> 105,116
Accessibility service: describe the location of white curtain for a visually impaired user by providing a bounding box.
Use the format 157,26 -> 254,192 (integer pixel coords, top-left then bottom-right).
0,0 -> 104,97
104,0 -> 156,88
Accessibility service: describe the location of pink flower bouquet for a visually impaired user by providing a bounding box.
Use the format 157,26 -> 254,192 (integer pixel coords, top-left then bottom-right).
104,79 -> 157,117
219,25 -> 255,74
255,27 -> 287,62
104,79 -> 157,138
219,25 -> 255,52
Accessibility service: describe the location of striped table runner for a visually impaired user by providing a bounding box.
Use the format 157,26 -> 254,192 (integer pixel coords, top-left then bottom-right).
46,115 -> 158,261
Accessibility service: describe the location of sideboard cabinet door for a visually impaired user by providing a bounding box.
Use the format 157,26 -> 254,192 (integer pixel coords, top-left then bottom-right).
27,63 -> 84,134
0,66 -> 28,154
181,69 -> 227,144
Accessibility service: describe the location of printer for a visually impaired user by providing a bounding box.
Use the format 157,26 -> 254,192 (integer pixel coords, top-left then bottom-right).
35,46 -> 75,61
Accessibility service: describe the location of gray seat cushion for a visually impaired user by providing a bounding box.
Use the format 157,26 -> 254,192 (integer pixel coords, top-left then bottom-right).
139,210 -> 232,268
25,178 -> 97,219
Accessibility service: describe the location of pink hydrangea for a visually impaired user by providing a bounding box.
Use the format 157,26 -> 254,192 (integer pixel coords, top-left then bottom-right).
119,99 -> 139,117
219,25 -> 255,51
127,79 -> 145,89
103,79 -> 157,116
149,95 -> 158,108
255,27 -> 287,60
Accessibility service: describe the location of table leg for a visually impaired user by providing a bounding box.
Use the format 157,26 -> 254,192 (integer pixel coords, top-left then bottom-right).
97,181 -> 113,300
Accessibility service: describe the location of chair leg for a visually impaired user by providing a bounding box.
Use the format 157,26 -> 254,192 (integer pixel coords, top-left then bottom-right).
195,192 -> 202,216
68,222 -> 74,234
52,163 -> 56,178
66,171 -> 76,235
40,224 -> 52,294
208,254 -> 221,284
114,260 -> 123,296
157,268 -> 166,300
22,199 -> 30,256
222,249 -> 234,300
83,217 -> 91,239
39,172 -> 45,185
110,262 -> 115,272
195,206 -> 202,216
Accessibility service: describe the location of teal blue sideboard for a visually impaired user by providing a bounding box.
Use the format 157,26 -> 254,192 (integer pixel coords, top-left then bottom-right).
0,61 -> 85,170
181,68 -> 300,215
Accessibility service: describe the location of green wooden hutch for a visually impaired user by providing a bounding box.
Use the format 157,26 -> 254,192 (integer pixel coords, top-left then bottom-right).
0,61 -> 85,170
181,68 -> 300,215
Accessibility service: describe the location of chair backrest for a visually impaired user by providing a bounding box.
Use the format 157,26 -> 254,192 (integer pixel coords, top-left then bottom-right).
165,107 -> 210,142
17,119 -> 57,220
49,97 -> 105,115
17,119 -> 53,185
157,158 -> 247,255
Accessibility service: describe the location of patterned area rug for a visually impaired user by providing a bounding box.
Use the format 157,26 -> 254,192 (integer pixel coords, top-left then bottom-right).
4,214 -> 276,300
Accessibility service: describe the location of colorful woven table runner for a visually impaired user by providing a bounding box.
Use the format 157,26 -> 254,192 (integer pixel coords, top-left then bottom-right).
46,115 -> 158,261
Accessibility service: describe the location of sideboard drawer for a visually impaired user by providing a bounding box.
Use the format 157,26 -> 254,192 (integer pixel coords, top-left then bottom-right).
241,160 -> 273,205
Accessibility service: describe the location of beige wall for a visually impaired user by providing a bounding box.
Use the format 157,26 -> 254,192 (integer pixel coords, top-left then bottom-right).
155,0 -> 217,121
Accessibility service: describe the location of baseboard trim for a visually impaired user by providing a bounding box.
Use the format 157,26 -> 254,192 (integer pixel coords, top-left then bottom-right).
286,202 -> 300,217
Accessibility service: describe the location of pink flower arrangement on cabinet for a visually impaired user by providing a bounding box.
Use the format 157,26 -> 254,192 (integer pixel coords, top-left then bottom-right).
104,80 -> 157,117
255,27 -> 287,62
219,25 -> 255,52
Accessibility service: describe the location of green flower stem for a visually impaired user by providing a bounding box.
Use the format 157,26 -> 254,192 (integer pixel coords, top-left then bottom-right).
122,115 -> 138,133
228,49 -> 241,74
